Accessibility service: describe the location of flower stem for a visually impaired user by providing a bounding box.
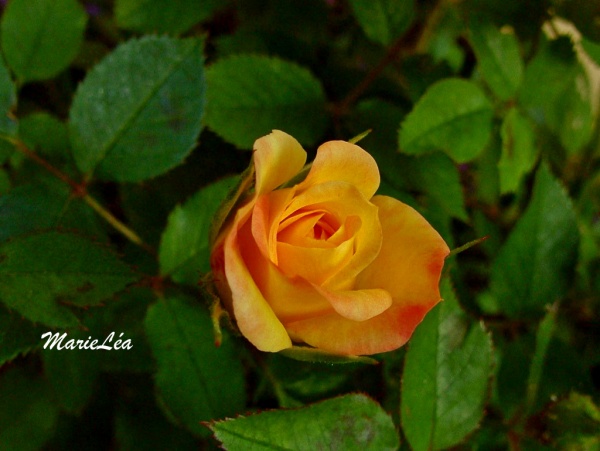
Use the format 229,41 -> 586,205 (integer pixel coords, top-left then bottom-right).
82,194 -> 145,246
8,136 -> 151,251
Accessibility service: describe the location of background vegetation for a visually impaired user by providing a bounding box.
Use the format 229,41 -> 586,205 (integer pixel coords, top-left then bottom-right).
0,0 -> 599,449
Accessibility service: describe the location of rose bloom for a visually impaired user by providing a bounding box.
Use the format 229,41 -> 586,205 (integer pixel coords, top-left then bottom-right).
210,130 -> 450,356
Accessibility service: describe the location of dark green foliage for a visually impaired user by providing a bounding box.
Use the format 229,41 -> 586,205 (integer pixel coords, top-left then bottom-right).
0,1 -> 598,449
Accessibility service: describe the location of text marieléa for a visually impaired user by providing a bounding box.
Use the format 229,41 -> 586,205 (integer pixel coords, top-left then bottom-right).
41,331 -> 132,351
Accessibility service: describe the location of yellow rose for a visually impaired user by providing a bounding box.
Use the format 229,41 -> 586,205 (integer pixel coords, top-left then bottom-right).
210,130 -> 449,355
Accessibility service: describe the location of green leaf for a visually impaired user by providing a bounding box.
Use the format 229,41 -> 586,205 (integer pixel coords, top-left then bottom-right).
399,78 -> 493,163
0,231 -> 136,328
0,139 -> 14,164
0,0 -> 87,83
115,0 -> 223,35
266,354 -> 361,407
144,296 -> 245,436
115,379 -> 199,451
159,176 -> 237,284
0,367 -> 60,451
90,287 -> 154,373
469,20 -> 523,100
69,36 -> 206,181
0,55 -> 17,137
409,153 -> 469,222
519,37 -> 594,154
524,305 -> 557,416
279,346 -> 378,365
0,168 -> 9,194
348,0 -> 414,46
0,304 -> 45,365
498,108 -> 538,194
401,278 -> 493,451
19,112 -> 70,160
349,99 -> 467,221
208,394 -> 399,450
42,329 -> 100,414
205,55 -> 327,149
490,164 -> 579,317
0,178 -> 105,243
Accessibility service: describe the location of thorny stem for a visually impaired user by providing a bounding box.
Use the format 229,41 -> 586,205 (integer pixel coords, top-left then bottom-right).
7,137 -> 150,252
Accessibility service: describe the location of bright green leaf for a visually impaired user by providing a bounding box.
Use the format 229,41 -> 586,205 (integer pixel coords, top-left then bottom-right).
401,278 -> 493,451
470,20 -> 523,100
349,0 -> 414,46
209,394 -> 399,450
69,36 -> 206,181
0,0 -> 87,83
499,108 -> 538,194
0,231 -> 136,328
205,55 -> 327,149
115,0 -> 223,35
144,296 -> 245,436
519,37 -> 594,154
159,176 -> 237,284
399,78 -> 493,163
0,55 -> 17,136
0,367 -> 60,451
490,164 -> 579,318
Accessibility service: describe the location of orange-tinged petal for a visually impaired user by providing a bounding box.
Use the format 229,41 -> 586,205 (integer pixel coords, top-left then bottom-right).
239,218 -> 332,323
254,130 -> 307,196
356,195 -> 450,305
299,140 -> 380,199
314,285 -> 393,321
285,304 -> 431,355
283,181 -> 382,290
224,202 -> 292,352
251,188 -> 295,265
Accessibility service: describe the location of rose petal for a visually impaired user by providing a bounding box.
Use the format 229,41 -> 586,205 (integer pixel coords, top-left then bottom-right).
254,130 -> 307,195
283,181 -> 382,290
224,202 -> 292,352
239,219 -> 332,323
299,140 -> 380,199
285,304 -> 431,355
356,195 -> 450,306
314,285 -> 393,321
277,238 -> 355,285
251,188 -> 295,265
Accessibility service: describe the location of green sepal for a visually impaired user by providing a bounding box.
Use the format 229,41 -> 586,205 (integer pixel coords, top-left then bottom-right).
447,236 -> 489,259
279,346 -> 379,365
208,163 -> 254,248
